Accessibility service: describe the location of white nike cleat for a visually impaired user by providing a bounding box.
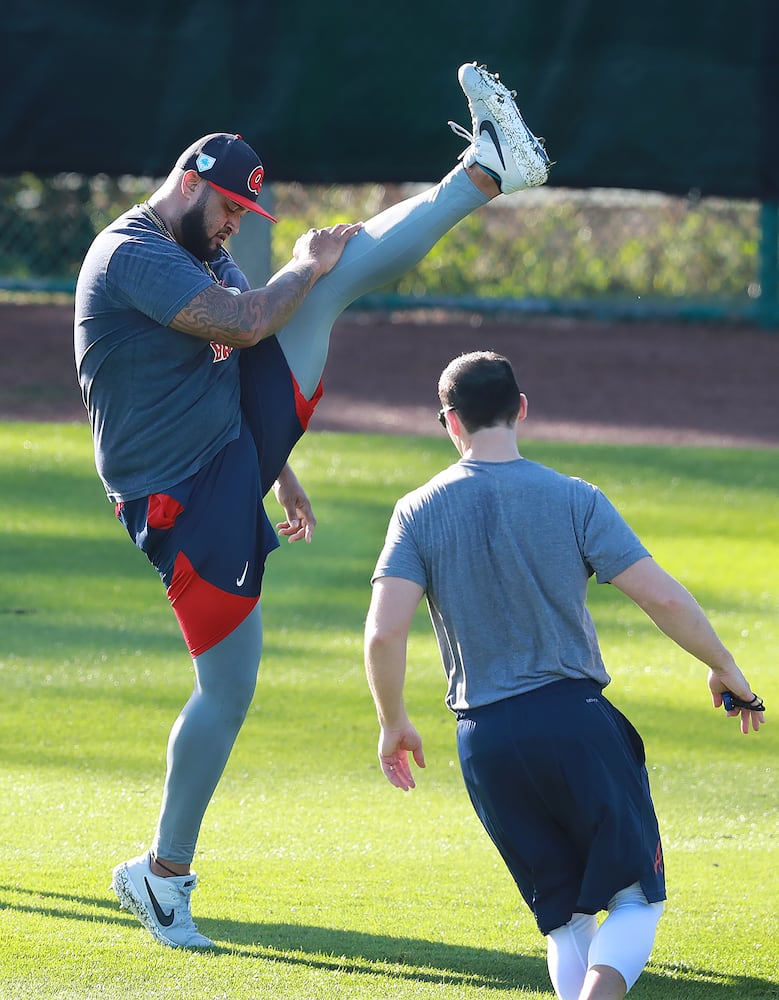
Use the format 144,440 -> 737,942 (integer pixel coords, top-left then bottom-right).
449,62 -> 551,194
111,852 -> 214,948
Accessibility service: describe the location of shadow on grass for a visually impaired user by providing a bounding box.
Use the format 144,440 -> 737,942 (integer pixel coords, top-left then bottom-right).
1,885 -> 777,997
210,919 -> 547,991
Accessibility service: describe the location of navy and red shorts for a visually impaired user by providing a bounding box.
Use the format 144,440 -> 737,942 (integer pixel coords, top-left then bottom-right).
456,678 -> 666,935
116,336 -> 322,657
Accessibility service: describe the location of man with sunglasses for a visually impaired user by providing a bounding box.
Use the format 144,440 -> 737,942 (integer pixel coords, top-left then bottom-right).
365,350 -> 764,1000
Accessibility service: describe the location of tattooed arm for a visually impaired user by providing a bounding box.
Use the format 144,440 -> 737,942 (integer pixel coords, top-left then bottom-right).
170,223 -> 362,347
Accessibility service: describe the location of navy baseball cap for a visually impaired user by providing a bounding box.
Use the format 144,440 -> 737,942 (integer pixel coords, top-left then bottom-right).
176,133 -> 277,222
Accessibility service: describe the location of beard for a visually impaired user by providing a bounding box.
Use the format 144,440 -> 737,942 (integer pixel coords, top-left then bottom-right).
178,196 -> 219,261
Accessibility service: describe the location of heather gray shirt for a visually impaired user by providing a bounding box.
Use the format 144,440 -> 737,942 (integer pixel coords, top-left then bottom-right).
372,457 -> 649,712
74,207 -> 249,502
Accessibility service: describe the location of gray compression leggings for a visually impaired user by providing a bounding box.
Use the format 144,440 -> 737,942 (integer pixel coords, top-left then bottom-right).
274,164 -> 488,398
153,604 -> 263,862
153,165 -> 489,863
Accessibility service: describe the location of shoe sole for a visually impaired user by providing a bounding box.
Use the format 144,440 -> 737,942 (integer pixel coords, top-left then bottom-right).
111,863 -> 213,949
460,64 -> 550,188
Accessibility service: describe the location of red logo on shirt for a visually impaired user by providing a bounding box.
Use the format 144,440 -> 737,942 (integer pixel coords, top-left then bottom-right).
210,342 -> 234,363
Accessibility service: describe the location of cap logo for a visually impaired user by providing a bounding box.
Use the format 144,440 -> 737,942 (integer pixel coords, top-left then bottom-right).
196,153 -> 216,173
247,165 -> 265,196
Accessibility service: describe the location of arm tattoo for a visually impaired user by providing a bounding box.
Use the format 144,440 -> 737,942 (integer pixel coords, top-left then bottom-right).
170,263 -> 319,347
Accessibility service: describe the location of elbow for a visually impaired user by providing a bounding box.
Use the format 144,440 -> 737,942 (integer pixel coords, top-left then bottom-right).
227,317 -> 272,348
365,616 -> 407,658
641,591 -> 691,627
365,624 -> 395,655
644,592 -> 684,614
236,330 -> 265,348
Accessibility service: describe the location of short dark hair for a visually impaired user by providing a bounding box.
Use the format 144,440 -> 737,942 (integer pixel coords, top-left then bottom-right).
438,351 -> 521,432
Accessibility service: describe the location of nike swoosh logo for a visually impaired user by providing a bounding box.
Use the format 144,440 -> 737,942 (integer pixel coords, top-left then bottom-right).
479,120 -> 506,170
236,561 -> 249,587
144,878 -> 175,927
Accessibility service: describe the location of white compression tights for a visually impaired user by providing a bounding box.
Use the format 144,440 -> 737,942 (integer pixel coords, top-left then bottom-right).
546,884 -> 664,999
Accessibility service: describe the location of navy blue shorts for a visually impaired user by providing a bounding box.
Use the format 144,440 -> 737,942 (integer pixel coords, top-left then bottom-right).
115,336 -> 323,657
239,335 -> 322,496
456,678 -> 666,935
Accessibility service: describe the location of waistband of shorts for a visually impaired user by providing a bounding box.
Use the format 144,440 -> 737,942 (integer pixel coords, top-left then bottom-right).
454,677 -> 606,721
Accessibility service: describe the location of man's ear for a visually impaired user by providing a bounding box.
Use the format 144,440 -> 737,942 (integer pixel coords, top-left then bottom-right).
517,393 -> 528,423
447,408 -> 463,437
180,169 -> 203,201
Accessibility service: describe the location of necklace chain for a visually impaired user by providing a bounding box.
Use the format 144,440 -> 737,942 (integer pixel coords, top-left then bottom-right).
142,202 -> 174,240
141,202 -> 219,282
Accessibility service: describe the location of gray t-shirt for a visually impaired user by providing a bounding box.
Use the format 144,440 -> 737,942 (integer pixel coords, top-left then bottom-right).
372,457 -> 649,712
74,206 -> 249,502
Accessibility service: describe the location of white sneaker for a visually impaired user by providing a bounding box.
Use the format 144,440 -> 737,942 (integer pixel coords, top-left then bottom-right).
111,852 -> 214,948
449,62 -> 551,193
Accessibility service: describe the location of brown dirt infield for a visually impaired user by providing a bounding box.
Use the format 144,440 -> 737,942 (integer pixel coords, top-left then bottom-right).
1,303 -> 777,448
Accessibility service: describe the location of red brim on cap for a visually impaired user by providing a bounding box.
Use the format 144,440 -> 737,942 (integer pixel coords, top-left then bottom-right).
207,181 -> 278,223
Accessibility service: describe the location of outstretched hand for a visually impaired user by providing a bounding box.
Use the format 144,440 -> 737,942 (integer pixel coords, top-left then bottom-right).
378,723 -> 426,791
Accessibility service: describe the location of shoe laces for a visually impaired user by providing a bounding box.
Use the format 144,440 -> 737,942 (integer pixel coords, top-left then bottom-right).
447,120 -> 475,161
448,120 -> 474,144
166,879 -> 205,935
171,875 -> 198,907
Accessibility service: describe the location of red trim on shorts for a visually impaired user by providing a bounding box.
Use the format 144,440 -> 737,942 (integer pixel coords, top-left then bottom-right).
147,493 -> 186,530
292,374 -> 323,431
167,551 -> 258,657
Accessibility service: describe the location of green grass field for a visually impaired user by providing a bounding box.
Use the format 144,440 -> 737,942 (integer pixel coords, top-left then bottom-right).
0,423 -> 776,1000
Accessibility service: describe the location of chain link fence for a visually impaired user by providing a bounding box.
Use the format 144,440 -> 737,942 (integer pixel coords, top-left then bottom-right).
1,174 -> 777,327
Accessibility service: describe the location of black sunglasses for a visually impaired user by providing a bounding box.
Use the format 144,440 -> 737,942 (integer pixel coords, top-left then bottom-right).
438,406 -> 456,428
